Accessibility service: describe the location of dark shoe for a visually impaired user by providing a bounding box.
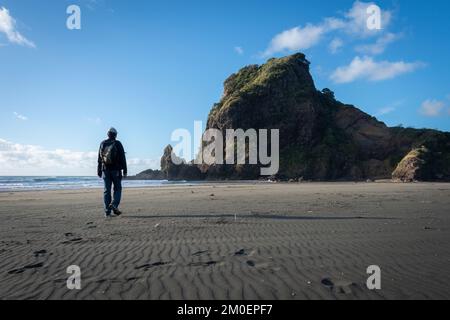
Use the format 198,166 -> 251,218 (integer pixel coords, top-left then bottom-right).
105,212 -> 112,218
110,205 -> 122,216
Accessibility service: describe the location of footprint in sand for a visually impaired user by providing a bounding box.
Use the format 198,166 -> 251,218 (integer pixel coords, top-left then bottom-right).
8,262 -> 44,275
246,260 -> 256,267
234,249 -> 248,256
33,250 -> 47,258
24,262 -> 44,269
321,277 -> 356,295
7,268 -> 26,275
245,260 -> 280,271
246,260 -> 270,268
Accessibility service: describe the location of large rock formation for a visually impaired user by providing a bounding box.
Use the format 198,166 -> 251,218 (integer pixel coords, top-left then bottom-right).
126,169 -> 166,181
141,53 -> 450,182
160,145 -> 204,181
392,134 -> 450,182
392,147 -> 428,182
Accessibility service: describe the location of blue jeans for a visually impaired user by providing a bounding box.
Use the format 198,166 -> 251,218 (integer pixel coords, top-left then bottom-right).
103,170 -> 122,213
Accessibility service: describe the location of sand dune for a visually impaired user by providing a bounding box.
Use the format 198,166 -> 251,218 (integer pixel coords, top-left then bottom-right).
1,182 -> 449,300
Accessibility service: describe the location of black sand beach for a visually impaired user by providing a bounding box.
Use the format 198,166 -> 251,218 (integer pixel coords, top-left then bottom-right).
1,182 -> 449,300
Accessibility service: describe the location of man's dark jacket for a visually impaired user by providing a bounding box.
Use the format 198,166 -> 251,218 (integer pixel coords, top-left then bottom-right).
97,139 -> 127,176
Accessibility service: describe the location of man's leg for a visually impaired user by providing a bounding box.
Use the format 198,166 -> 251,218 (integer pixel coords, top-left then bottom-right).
103,171 -> 113,215
111,170 -> 123,211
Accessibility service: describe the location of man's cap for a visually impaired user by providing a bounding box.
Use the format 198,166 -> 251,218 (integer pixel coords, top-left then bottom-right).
108,127 -> 118,135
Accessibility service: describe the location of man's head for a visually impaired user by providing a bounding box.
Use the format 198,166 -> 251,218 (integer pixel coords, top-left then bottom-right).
107,127 -> 118,140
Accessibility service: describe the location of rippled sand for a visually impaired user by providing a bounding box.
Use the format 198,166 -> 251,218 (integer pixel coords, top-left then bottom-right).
1,182 -> 449,300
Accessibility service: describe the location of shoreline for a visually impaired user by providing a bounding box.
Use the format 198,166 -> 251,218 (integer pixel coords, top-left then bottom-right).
0,179 -> 448,194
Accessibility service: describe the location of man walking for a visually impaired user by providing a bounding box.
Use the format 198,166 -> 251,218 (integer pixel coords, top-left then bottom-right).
98,128 -> 127,218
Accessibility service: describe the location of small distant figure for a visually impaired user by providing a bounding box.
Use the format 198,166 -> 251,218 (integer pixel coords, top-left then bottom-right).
98,128 -> 127,218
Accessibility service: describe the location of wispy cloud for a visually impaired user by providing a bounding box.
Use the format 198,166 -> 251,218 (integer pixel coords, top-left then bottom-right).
419,99 -> 446,117
263,19 -> 344,56
83,0 -> 115,13
263,24 -> 325,56
0,138 -> 158,175
0,7 -> 35,48
356,32 -> 402,55
330,56 -> 424,84
13,112 -> 28,121
262,1 -> 391,56
87,117 -> 102,125
128,158 -> 160,171
84,0 -> 101,11
329,38 -> 344,54
376,106 -> 395,116
234,46 -> 244,55
376,100 -> 405,117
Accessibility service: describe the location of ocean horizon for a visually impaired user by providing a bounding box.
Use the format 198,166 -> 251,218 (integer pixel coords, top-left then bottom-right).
0,176 -> 190,191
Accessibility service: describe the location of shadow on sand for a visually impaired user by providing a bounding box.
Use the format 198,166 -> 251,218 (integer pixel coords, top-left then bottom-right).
124,214 -> 396,221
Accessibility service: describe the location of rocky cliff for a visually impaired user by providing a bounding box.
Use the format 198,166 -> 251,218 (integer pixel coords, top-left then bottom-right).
140,53 -> 450,182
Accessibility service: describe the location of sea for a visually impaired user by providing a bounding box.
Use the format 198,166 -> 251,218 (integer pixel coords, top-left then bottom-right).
0,176 -> 191,192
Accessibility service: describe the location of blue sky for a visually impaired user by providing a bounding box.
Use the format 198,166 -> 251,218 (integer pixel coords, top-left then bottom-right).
0,0 -> 449,175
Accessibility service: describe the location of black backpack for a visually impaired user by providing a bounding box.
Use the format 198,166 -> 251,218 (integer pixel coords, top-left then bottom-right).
101,141 -> 118,166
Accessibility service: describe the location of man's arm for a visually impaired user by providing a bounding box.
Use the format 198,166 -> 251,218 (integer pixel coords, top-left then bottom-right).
118,142 -> 127,177
97,143 -> 103,178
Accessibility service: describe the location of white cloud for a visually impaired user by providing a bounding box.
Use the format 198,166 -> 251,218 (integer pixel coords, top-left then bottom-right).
87,117 -> 102,125
447,95 -> 450,114
84,0 -> 101,11
375,100 -> 405,117
13,112 -> 28,121
329,38 -> 344,54
376,106 -> 395,116
0,7 -> 35,48
262,1 -> 391,56
0,138 -> 158,176
344,1 -> 392,38
0,139 -> 97,176
234,46 -> 244,55
264,24 -> 326,56
330,56 -> 424,83
419,99 -> 445,117
356,32 -> 401,55
128,158 -> 160,172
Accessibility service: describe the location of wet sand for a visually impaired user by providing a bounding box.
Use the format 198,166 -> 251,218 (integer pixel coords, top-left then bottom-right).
0,182 -> 449,300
